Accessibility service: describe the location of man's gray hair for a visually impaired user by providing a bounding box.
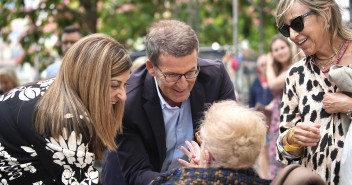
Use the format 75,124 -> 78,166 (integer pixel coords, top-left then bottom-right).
145,20 -> 199,66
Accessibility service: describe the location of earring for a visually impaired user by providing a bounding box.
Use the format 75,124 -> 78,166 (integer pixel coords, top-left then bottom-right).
327,23 -> 330,28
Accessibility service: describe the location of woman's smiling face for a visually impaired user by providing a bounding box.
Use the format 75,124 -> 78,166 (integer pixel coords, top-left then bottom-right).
285,1 -> 327,56
110,70 -> 130,104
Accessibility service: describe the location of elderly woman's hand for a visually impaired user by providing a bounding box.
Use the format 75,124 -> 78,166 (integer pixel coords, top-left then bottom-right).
323,92 -> 352,114
291,122 -> 321,147
178,140 -> 201,167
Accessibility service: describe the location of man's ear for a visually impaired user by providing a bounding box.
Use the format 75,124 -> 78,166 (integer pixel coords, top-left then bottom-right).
146,59 -> 156,77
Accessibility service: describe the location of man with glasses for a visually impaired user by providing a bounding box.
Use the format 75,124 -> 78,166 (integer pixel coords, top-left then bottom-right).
102,20 -> 236,185
45,25 -> 82,78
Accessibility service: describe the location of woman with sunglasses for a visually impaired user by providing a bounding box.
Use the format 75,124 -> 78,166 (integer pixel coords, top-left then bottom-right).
266,35 -> 294,179
276,0 -> 352,184
0,34 -> 132,184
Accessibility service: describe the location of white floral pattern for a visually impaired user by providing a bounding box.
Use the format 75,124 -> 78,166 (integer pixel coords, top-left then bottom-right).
0,79 -> 99,184
45,130 -> 97,184
0,78 -> 54,102
0,143 -> 37,182
21,146 -> 38,157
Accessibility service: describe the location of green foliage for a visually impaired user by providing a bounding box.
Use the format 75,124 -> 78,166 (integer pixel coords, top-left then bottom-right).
0,0 -> 280,68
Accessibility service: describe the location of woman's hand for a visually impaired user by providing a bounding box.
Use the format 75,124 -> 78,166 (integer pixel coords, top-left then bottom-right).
177,140 -> 201,167
323,92 -> 352,114
291,122 -> 321,147
266,53 -> 274,67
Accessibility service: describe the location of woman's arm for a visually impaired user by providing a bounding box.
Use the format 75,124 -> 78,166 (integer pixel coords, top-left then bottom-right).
277,68 -> 321,161
266,53 -> 287,91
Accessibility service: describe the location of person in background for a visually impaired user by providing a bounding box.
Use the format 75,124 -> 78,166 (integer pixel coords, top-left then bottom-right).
0,67 -> 19,94
275,0 -> 352,184
249,54 -> 273,179
131,56 -> 147,72
45,25 -> 82,78
266,35 -> 294,179
102,20 -> 236,185
150,100 -> 271,184
0,33 -> 132,184
249,54 -> 274,109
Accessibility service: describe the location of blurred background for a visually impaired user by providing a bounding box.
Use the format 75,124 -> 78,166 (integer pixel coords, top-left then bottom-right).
0,0 -> 350,103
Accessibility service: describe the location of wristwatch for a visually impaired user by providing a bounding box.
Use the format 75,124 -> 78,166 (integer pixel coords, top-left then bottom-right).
347,109 -> 352,119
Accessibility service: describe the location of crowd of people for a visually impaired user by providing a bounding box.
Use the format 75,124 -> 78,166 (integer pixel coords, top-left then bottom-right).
0,0 -> 351,184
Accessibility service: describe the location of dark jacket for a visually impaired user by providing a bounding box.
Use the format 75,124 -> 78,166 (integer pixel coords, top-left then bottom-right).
150,167 -> 271,185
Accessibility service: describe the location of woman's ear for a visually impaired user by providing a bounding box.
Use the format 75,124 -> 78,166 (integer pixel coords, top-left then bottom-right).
146,59 -> 156,77
325,6 -> 332,22
202,149 -> 212,165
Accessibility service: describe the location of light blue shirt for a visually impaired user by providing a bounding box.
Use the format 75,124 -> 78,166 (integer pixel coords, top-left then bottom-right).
154,78 -> 193,172
45,61 -> 62,78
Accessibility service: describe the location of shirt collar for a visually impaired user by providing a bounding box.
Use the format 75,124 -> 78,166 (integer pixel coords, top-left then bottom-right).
154,77 -> 189,109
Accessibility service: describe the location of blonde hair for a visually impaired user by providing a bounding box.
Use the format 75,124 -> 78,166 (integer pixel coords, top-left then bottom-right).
276,0 -> 352,54
34,33 -> 132,160
269,35 -> 294,75
0,67 -> 19,88
199,100 -> 267,169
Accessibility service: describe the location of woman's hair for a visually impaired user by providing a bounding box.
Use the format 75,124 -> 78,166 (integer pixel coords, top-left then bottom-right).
269,35 -> 293,75
34,33 -> 132,160
199,100 -> 267,169
145,20 -> 199,66
0,67 -> 19,88
276,0 -> 352,54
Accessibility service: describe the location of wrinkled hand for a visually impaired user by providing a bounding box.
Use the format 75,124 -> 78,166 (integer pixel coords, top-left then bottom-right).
292,122 -> 321,147
177,140 -> 201,167
322,93 -> 352,114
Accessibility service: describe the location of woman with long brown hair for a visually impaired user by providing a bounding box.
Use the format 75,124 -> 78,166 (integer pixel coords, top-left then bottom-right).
0,33 -> 132,184
266,35 -> 294,179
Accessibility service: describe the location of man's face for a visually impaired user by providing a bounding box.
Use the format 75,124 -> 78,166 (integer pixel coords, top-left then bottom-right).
146,50 -> 198,107
61,32 -> 82,55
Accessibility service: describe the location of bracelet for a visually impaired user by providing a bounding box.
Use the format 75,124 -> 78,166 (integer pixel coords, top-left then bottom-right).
283,132 -> 303,152
290,128 -> 295,143
347,109 -> 352,119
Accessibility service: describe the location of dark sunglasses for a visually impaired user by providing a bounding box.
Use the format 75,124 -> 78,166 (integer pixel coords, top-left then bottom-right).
278,11 -> 316,37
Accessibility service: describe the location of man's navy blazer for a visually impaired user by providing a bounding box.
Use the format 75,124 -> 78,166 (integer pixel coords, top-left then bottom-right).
102,58 -> 236,185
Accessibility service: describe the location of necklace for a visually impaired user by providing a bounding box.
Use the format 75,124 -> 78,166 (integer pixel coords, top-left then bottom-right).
315,56 -> 336,70
315,40 -> 344,61
312,40 -> 349,73
316,40 -> 345,65
316,55 -> 335,61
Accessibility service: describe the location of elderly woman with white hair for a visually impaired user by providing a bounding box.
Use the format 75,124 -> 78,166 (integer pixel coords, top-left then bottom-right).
150,100 -> 271,184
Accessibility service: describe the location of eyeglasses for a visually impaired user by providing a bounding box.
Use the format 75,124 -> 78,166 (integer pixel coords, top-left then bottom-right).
278,11 -> 316,37
156,66 -> 200,83
62,40 -> 77,45
195,131 -> 202,145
